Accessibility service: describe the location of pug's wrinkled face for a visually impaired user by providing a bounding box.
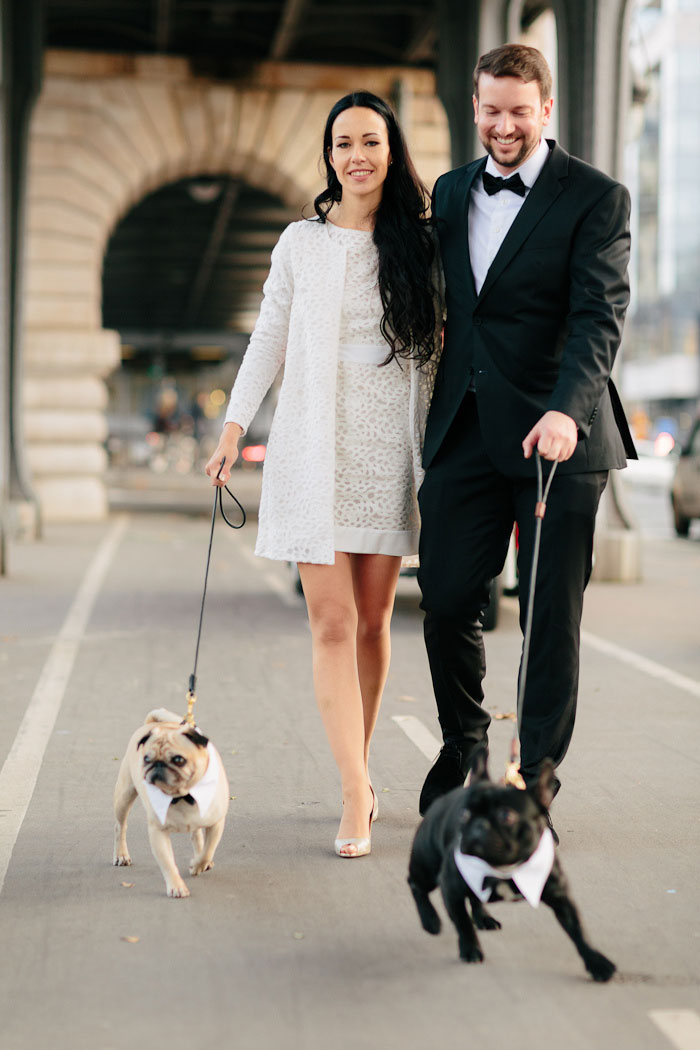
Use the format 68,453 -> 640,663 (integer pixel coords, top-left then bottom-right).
138,724 -> 209,796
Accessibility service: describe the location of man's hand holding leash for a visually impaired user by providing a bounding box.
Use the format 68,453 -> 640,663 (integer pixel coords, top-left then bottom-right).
522,410 -> 578,462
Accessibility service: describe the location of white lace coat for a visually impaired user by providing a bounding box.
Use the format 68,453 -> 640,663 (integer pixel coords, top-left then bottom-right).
224,219 -> 440,565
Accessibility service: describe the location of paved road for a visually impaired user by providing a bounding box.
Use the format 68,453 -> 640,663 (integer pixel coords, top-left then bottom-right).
0,477 -> 698,1050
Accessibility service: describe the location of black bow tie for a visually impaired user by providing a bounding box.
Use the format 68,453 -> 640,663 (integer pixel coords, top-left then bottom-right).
171,793 -> 196,806
482,170 -> 527,197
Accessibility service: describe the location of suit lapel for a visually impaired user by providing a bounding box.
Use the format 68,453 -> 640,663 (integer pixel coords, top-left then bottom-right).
462,160 -> 485,301
476,142 -> 568,305
444,160 -> 485,303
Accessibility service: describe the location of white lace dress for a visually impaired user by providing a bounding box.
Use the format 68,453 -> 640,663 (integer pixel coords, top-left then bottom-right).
330,223 -> 419,555
224,219 -> 439,565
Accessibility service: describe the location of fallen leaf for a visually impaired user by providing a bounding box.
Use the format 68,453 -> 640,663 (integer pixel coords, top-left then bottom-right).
120,936 -> 139,943
493,712 -> 517,721
230,795 -> 237,801
397,695 -> 417,703
381,787 -> 390,793
293,931 -> 304,940
229,749 -> 238,755
120,882 -> 135,888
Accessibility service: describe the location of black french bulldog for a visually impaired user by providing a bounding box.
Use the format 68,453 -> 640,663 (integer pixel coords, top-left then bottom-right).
407,750 -> 616,982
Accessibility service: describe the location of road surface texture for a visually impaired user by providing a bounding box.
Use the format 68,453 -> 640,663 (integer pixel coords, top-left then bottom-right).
0,472 -> 698,1050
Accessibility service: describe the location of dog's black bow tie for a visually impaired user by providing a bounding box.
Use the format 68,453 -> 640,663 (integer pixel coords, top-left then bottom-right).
171,793 -> 196,806
482,170 -> 527,197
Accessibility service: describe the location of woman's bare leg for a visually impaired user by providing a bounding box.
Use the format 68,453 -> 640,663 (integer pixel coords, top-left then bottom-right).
298,552 -> 402,851
298,555 -> 371,848
350,553 -> 402,769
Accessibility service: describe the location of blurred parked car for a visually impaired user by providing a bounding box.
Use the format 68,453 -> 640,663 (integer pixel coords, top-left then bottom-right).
671,420 -> 700,536
624,436 -> 676,488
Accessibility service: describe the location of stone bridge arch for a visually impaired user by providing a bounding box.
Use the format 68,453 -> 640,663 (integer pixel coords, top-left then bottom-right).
24,51 -> 450,521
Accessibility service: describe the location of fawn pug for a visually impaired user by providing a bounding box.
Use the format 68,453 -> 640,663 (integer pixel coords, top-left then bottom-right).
113,709 -> 229,898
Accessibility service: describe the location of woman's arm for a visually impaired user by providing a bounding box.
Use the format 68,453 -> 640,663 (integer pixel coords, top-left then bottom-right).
205,225 -> 295,485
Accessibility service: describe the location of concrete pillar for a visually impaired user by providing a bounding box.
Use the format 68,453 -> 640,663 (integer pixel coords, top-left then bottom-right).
436,0 -> 482,165
22,330 -> 120,520
556,0 -> 641,581
1,0 -> 44,560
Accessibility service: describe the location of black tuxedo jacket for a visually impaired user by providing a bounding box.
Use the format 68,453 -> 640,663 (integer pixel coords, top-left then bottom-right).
425,140 -> 637,476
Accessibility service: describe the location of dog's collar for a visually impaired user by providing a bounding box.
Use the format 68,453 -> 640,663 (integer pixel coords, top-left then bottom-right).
144,743 -> 222,827
453,827 -> 555,908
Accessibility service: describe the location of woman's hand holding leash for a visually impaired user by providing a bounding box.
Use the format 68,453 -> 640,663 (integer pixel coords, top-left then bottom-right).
205,422 -> 243,485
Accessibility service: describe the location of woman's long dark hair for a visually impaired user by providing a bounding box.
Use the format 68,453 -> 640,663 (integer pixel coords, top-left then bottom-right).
313,91 -> 437,366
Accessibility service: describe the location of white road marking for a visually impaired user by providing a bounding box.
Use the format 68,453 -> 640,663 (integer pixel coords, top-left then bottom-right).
392,715 -> 441,761
236,543 -> 301,608
649,1010 -> 700,1050
262,570 -> 300,609
502,596 -> 700,700
0,515 -> 129,895
580,630 -> 700,699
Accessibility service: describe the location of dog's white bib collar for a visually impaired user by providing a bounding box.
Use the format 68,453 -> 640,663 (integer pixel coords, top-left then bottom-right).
144,743 -> 221,827
453,827 -> 555,908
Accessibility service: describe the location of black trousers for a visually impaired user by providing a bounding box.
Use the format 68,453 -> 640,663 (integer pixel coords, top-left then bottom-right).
417,393 -> 607,785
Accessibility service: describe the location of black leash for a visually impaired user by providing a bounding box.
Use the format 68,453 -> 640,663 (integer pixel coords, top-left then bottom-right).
185,458 -> 246,725
505,451 -> 558,786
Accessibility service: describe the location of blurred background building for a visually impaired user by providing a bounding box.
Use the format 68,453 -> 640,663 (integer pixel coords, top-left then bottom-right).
623,0 -> 700,449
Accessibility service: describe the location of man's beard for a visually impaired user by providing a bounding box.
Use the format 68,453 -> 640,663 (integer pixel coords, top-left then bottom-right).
482,133 -> 538,170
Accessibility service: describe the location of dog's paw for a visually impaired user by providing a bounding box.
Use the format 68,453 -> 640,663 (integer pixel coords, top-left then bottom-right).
113,853 -> 132,867
189,858 -> 214,876
166,881 -> 191,899
585,950 -> 616,983
474,913 -> 501,931
459,944 -> 484,964
421,911 -> 442,935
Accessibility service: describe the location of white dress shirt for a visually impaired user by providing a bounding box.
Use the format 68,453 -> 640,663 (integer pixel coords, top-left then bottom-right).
468,137 -> 551,295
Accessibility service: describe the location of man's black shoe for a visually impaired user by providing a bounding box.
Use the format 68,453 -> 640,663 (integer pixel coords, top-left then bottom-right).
419,745 -> 470,816
544,808 -> 560,847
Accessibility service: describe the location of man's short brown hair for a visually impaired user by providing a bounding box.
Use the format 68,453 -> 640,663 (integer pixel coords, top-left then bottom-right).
473,44 -> 553,103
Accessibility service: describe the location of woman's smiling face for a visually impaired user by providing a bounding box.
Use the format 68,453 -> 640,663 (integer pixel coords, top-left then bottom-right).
328,106 -> 392,203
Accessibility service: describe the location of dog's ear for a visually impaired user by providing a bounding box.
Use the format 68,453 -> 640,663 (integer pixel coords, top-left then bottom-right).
184,728 -> 209,749
532,759 -> 557,810
137,732 -> 152,749
469,746 -> 490,783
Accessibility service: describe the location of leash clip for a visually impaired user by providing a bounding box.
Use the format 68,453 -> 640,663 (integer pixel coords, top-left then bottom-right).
185,688 -> 197,727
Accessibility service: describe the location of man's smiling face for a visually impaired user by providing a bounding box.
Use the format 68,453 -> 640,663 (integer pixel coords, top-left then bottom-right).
473,73 -> 553,174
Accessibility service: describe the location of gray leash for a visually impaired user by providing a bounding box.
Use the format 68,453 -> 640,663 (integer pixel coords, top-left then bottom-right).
505,451 -> 558,786
184,457 -> 246,725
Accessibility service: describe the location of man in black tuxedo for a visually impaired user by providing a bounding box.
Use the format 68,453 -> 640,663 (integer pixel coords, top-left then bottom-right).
417,44 -> 636,830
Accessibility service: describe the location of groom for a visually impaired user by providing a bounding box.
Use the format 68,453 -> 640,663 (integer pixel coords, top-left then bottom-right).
417,44 -> 636,831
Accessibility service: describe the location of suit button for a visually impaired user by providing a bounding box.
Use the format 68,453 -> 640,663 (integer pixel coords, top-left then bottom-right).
474,317 -> 482,326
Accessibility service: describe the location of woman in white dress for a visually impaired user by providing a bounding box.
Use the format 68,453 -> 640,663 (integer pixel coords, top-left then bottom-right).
206,92 -> 440,857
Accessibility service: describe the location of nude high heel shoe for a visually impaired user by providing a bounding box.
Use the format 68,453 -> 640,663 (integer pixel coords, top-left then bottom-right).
369,779 -> 378,823
334,787 -> 376,858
